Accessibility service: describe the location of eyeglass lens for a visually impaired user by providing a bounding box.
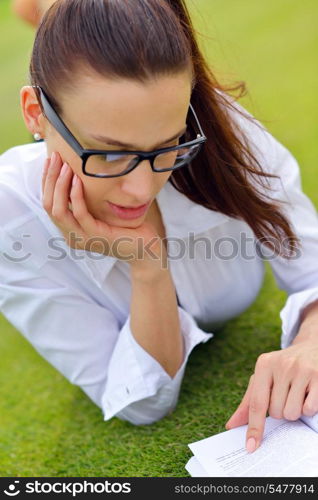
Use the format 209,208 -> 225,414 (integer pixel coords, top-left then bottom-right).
85,138 -> 201,177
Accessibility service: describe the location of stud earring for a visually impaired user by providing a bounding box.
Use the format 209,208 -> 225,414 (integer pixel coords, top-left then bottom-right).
33,132 -> 42,141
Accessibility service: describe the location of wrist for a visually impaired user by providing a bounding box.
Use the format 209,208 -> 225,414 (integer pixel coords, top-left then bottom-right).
293,300 -> 318,346
129,244 -> 168,282
130,258 -> 170,284
292,323 -> 318,346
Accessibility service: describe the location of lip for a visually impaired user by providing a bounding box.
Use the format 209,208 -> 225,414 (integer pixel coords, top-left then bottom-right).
107,200 -> 151,219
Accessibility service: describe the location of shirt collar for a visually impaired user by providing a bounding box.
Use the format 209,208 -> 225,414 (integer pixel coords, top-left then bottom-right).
156,178 -> 230,239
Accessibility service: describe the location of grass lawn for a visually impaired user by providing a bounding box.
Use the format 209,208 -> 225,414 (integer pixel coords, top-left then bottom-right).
0,0 -> 317,477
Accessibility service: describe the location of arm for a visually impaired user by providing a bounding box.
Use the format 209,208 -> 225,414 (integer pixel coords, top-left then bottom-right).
268,138 -> 318,349
130,257 -> 183,379
0,222 -> 212,425
224,100 -> 318,450
291,299 -> 318,346
228,97 -> 318,349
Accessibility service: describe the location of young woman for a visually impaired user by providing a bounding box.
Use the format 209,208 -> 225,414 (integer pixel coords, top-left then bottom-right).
1,0 -> 318,455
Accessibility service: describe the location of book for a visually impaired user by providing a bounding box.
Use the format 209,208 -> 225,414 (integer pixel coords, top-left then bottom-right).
185,413 -> 318,477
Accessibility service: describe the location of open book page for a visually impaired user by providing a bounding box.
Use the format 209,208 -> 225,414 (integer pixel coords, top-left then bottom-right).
299,413 -> 318,432
185,453 -> 318,477
185,456 -> 209,477
188,417 -> 318,477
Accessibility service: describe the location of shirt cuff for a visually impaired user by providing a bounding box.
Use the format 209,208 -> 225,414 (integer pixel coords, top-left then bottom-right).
280,286 -> 318,349
101,305 -> 213,423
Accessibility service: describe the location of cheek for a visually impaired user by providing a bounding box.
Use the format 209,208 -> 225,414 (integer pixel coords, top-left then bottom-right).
45,135 -> 82,174
157,171 -> 173,190
81,179 -> 115,213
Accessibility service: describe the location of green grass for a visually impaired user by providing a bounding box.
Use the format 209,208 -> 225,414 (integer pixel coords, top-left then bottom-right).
0,1 -> 34,151
0,0 -> 317,477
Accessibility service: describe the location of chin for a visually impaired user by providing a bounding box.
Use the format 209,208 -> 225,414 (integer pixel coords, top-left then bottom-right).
101,212 -> 143,227
113,218 -> 144,228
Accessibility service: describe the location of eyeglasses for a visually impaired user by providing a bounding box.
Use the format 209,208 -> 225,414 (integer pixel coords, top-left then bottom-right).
34,85 -> 207,178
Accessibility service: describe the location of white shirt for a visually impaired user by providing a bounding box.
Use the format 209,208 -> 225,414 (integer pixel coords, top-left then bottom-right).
0,102 -> 318,426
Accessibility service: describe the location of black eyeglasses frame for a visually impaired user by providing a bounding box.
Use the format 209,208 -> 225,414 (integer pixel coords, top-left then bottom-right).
34,85 -> 207,178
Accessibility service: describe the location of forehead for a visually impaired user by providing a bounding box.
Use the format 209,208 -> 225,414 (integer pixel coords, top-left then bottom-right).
58,72 -> 192,143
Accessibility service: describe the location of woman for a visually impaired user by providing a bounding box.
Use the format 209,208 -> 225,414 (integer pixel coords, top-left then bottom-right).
1,0 -> 318,456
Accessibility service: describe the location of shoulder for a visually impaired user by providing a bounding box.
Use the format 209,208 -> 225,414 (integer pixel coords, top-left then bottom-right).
216,91 -> 302,199
0,142 -> 47,232
218,91 -> 294,173
0,142 -> 61,271
0,141 -> 47,181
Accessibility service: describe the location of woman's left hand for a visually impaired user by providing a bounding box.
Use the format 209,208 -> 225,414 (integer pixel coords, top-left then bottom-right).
224,340 -> 318,453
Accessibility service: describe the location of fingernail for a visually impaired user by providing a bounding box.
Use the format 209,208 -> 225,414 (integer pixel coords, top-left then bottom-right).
246,437 -> 256,453
60,163 -> 69,176
72,174 -> 78,186
51,152 -> 56,164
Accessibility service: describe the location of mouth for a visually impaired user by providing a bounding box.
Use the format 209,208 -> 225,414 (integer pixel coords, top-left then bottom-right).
116,202 -> 149,209
107,200 -> 151,220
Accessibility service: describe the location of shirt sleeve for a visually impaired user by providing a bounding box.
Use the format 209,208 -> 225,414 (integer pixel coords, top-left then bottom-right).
0,227 -> 213,425
233,106 -> 318,349
264,137 -> 318,348
102,306 -> 213,424
270,137 -> 318,349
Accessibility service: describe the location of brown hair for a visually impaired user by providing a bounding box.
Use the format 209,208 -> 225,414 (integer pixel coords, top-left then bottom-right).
30,0 -> 299,258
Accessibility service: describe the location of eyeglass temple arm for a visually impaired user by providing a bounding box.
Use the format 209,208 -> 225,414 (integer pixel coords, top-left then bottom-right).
189,102 -> 206,139
34,86 -> 84,156
34,86 -> 205,151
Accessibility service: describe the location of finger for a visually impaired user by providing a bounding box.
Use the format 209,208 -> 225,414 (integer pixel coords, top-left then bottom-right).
41,158 -> 50,198
42,152 -> 63,213
225,374 -> 255,430
268,374 -> 290,419
283,375 -> 311,420
302,381 -> 318,417
70,174 -> 99,234
246,356 -> 273,452
51,162 -> 83,231
43,154 -> 84,246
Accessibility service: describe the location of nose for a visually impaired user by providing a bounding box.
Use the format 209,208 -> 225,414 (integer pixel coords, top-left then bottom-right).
119,159 -> 155,204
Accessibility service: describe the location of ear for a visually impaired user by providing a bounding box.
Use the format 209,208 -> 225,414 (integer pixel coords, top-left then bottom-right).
20,86 -> 47,139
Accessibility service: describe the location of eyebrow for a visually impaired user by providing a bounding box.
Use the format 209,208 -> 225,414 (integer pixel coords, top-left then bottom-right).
88,125 -> 187,150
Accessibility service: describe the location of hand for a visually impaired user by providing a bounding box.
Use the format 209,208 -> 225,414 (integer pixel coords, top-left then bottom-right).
41,152 -> 165,268
224,340 -> 318,453
12,0 -> 54,27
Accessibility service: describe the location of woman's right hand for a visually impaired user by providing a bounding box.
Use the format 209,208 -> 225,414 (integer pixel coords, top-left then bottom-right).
41,152 -> 167,271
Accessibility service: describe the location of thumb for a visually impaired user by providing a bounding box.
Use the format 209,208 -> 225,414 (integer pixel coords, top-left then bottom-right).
225,374 -> 254,430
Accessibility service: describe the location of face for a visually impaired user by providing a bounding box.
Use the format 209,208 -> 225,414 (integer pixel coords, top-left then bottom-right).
21,71 -> 192,228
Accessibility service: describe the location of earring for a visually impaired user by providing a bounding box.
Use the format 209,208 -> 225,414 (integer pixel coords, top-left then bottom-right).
33,132 -> 42,141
